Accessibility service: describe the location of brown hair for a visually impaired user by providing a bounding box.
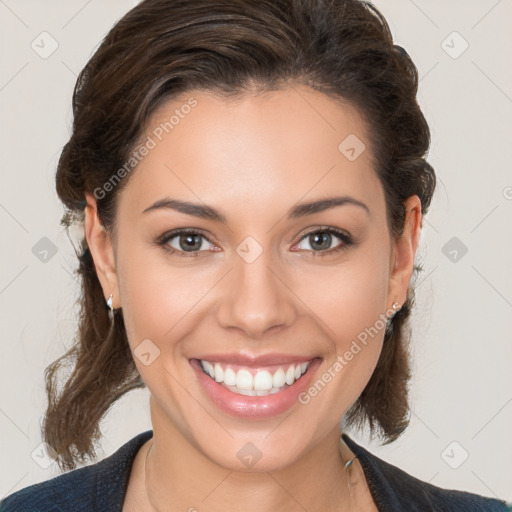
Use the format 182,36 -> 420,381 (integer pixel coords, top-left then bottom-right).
44,0 -> 435,471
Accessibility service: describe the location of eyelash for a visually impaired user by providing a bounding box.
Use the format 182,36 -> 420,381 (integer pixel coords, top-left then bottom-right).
155,227 -> 354,259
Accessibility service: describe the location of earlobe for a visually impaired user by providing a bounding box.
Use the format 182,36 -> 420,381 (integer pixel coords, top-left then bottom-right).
84,192 -> 120,309
387,195 -> 422,308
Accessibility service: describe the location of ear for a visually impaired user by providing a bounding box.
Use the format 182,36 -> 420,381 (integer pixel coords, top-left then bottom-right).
84,192 -> 120,309
387,195 -> 422,309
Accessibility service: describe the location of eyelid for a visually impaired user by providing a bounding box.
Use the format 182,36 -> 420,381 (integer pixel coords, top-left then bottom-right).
292,226 -> 353,252
295,225 -> 352,243
156,227 -> 213,245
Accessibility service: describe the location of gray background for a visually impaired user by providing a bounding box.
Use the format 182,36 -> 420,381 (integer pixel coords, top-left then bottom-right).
1,0 -> 511,502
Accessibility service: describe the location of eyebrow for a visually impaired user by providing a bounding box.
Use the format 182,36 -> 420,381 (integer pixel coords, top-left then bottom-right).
142,195 -> 370,222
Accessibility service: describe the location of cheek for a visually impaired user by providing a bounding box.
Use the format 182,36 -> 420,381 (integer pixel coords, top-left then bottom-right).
301,245 -> 390,339
295,261 -> 389,420
115,247 -> 203,412
115,241 -> 216,355
299,241 -> 390,385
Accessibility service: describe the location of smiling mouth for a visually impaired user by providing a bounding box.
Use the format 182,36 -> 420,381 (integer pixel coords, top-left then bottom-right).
197,359 -> 313,396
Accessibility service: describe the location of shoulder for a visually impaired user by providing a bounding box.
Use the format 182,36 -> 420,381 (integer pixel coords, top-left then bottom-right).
342,433 -> 512,512
0,430 -> 153,512
0,461 -> 100,512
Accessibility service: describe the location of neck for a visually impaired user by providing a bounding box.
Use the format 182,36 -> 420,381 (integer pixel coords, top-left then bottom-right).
142,400 -> 360,512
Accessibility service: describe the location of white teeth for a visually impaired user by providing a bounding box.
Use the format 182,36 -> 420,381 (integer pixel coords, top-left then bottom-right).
234,387 -> 256,396
202,361 -> 215,379
236,369 -> 253,390
199,359 -> 311,396
285,365 -> 295,385
214,363 -> 224,382
225,385 -> 283,396
272,368 -> 286,388
224,367 -> 236,386
253,370 -> 273,391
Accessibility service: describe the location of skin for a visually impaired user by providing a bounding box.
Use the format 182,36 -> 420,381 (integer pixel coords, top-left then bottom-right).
84,84 -> 421,511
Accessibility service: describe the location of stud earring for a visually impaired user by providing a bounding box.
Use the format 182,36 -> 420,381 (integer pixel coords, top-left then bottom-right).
106,293 -> 114,321
386,299 -> 401,320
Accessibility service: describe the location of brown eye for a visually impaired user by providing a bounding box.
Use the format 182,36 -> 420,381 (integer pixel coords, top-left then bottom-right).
293,228 -> 353,256
308,231 -> 334,251
157,229 -> 216,257
176,233 -> 204,252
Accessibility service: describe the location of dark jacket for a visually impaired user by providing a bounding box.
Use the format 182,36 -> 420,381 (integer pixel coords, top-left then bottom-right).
1,430 -> 510,511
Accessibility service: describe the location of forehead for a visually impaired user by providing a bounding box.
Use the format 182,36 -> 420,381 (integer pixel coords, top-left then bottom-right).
118,85 -> 384,222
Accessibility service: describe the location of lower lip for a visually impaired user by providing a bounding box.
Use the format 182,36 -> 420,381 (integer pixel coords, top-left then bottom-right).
190,358 -> 322,419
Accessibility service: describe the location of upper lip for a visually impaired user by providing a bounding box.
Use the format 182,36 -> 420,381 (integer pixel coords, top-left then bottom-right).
192,353 -> 319,367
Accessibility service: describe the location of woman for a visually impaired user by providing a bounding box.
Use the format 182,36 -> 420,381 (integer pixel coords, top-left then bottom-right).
1,0 -> 510,510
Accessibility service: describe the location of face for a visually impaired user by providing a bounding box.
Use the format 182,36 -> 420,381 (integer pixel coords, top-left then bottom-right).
85,85 -> 420,472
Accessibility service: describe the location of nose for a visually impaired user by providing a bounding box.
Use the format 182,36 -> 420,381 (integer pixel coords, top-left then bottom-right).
216,248 -> 297,339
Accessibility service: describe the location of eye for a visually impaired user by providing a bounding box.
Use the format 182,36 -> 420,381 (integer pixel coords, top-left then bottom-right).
292,227 -> 353,256
156,229 -> 217,257
156,227 -> 353,258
